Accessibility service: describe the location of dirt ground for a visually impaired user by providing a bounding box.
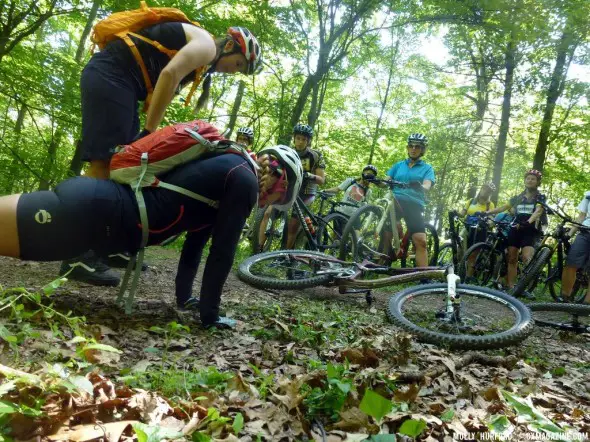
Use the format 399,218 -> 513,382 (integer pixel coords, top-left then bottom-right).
0,247 -> 589,441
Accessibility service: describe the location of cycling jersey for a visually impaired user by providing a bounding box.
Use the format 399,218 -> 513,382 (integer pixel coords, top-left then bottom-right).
508,191 -> 547,230
387,159 -> 435,207
298,148 -> 325,195
337,178 -> 371,217
463,198 -> 495,225
577,192 -> 590,227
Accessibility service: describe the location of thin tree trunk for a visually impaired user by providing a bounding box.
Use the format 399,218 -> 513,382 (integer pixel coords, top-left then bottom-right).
68,0 -> 101,177
6,103 -> 27,193
368,38 -> 399,164
226,80 -> 246,138
491,36 -> 516,204
75,0 -> 100,63
532,29 -> 576,172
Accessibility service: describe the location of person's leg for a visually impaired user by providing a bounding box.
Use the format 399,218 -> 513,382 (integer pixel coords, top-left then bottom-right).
561,266 -> 578,300
521,245 -> 534,264
0,194 -> 21,258
506,246 -> 519,288
411,232 -> 428,267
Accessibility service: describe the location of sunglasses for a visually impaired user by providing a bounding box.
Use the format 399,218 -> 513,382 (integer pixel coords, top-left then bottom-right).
407,144 -> 423,149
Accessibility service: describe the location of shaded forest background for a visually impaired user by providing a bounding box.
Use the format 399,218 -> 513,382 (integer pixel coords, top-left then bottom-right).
0,0 -> 588,232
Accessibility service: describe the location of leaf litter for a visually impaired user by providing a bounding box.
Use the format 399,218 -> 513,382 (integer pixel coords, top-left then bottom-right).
0,253 -> 589,441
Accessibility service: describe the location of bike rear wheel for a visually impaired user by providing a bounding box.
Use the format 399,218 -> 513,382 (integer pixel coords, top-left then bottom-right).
238,250 -> 338,290
529,303 -> 590,333
387,283 -> 533,350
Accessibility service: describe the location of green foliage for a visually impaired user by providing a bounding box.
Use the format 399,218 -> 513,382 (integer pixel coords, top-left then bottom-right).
398,418 -> 427,438
359,389 -> 393,422
302,362 -> 354,421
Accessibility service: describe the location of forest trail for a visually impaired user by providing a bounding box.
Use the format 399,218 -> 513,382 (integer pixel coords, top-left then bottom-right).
0,249 -> 589,441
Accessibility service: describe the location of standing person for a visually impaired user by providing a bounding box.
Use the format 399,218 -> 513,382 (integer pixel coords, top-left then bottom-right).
257,124 -> 326,251
324,165 -> 377,218
0,139 -> 302,329
235,127 -> 255,148
285,123 -> 326,248
559,191 -> 590,303
459,182 -> 496,280
485,169 -> 546,296
62,22 -> 262,285
382,133 -> 435,267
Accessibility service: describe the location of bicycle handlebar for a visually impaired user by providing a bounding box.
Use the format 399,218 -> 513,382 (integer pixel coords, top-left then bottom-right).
538,200 -> 590,231
366,178 -> 411,189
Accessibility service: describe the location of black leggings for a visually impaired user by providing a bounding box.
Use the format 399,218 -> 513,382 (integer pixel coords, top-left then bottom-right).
17,177 -> 139,261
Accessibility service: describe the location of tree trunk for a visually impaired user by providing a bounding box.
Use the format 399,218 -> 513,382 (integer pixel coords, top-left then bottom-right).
75,0 -> 101,63
6,103 -> 27,193
532,28 -> 576,172
38,129 -> 61,190
289,75 -> 317,132
226,80 -> 246,138
491,36 -> 516,203
68,0 -> 102,176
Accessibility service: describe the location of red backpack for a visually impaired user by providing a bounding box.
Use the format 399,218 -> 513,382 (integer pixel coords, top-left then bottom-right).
110,120 -> 258,312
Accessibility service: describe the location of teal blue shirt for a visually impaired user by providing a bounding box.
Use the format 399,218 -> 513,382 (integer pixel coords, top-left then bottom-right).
387,159 -> 435,207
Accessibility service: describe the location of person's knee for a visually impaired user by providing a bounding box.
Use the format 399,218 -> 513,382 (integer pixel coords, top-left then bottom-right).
507,248 -> 519,264
412,233 -> 427,249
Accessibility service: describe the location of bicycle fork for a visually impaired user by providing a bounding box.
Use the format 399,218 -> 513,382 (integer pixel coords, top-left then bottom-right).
445,267 -> 462,321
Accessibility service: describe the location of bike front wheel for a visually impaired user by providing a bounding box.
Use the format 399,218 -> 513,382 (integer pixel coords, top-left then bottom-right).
387,283 -> 533,350
238,250 -> 341,290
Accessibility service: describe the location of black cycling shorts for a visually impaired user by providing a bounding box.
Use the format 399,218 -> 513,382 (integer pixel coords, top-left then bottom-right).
17,177 -> 138,261
80,51 -> 140,162
506,224 -> 539,249
566,231 -> 590,269
384,198 -> 425,235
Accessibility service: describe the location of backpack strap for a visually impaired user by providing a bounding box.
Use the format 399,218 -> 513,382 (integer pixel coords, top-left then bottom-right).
156,181 -> 219,208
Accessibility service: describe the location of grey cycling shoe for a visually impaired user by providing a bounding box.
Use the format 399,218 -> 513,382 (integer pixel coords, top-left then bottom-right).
59,251 -> 120,287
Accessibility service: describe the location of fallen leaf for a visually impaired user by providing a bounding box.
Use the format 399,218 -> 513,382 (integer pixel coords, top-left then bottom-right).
393,384 -> 420,403
333,407 -> 370,431
47,420 -> 138,441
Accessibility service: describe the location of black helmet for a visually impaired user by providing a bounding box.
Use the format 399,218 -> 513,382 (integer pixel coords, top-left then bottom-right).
363,164 -> 378,175
293,123 -> 313,139
407,133 -> 428,147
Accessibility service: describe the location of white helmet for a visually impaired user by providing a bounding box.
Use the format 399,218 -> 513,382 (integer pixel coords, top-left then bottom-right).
237,127 -> 254,141
258,145 -> 303,211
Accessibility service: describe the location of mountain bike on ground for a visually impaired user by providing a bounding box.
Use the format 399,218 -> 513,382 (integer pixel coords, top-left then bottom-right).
512,201 -> 590,302
529,303 -> 590,333
338,179 -> 439,267
238,250 -> 533,350
251,191 -> 356,255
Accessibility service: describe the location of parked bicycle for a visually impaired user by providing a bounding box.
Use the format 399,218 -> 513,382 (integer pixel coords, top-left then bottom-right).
338,179 -> 439,267
251,191 -> 355,255
461,216 -> 516,289
238,250 -> 533,350
512,202 -> 590,302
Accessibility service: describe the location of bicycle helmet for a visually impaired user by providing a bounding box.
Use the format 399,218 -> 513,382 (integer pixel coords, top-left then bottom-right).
407,133 -> 428,146
293,123 -> 313,139
483,181 -> 496,192
525,169 -> 542,181
363,164 -> 378,175
227,27 -> 262,75
258,145 -> 303,211
236,127 -> 254,141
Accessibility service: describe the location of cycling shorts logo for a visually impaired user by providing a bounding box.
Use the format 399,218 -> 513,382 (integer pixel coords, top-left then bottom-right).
34,209 -> 52,224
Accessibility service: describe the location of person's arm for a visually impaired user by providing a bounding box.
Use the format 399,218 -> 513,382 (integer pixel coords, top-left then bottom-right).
175,229 -> 211,304
323,186 -> 342,194
306,166 -> 326,186
527,205 -> 544,225
199,170 -> 257,324
144,27 -> 216,132
568,212 -> 587,236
